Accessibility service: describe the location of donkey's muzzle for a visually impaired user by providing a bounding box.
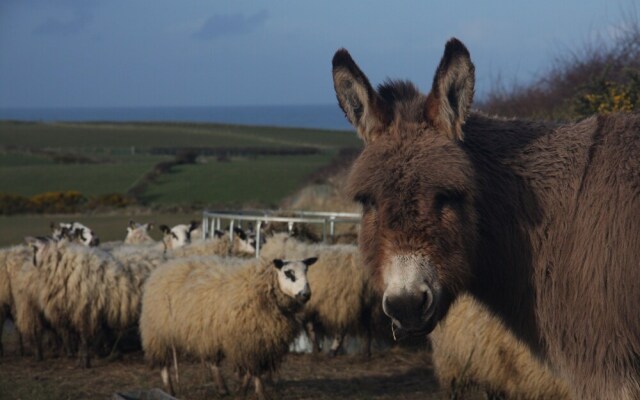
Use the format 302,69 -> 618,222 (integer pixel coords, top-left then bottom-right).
383,289 -> 435,338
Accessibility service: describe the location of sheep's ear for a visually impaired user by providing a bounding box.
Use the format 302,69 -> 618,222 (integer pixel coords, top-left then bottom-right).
303,257 -> 318,267
25,236 -> 39,246
189,220 -> 200,232
213,229 -> 225,238
147,223 -> 154,231
425,38 -> 475,142
128,220 -> 136,229
332,49 -> 391,145
234,227 -> 247,240
74,228 -> 84,240
159,225 -> 170,234
273,259 -> 285,270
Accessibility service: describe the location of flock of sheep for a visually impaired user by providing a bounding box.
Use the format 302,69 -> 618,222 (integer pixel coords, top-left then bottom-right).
1,219 -> 569,399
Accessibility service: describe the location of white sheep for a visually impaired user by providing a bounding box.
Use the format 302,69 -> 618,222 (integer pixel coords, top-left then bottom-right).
260,233 -> 376,356
25,236 -> 141,367
430,295 -> 571,399
140,254 -> 317,399
0,245 -> 31,356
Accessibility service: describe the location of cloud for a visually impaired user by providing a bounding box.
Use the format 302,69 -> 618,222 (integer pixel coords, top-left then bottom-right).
33,2 -> 95,35
192,10 -> 268,40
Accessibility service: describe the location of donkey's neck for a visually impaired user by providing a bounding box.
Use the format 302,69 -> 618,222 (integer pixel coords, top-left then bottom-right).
462,113 -> 597,355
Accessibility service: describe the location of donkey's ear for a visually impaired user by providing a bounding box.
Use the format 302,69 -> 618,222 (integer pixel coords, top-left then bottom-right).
425,38 -> 475,141
332,49 -> 391,144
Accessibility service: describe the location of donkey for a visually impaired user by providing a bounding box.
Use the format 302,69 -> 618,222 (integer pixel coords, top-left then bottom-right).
333,38 -> 640,399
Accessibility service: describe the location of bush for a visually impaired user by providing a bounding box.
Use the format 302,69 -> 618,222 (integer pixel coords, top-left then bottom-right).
30,191 -> 86,213
0,193 -> 31,215
86,193 -> 136,209
478,14 -> 640,121
572,68 -> 640,116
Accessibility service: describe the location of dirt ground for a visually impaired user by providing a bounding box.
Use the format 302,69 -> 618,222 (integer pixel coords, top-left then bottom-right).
0,324 -> 486,400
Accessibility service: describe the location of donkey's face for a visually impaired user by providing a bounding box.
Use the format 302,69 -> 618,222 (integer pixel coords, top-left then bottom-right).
334,39 -> 478,337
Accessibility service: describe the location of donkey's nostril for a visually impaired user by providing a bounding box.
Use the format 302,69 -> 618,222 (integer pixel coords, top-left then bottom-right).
383,291 -> 430,329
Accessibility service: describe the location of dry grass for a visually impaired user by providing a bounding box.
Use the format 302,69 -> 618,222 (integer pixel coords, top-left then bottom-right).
0,325 -> 489,400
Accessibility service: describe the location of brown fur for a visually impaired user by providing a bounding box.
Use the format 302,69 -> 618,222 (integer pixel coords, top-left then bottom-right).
335,38 -> 640,399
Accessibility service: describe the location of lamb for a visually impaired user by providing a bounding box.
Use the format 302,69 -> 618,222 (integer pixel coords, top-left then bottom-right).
140,254 -> 317,399
24,236 -> 141,367
51,221 -> 100,246
260,233 -> 375,356
0,245 -> 31,356
430,295 -> 571,399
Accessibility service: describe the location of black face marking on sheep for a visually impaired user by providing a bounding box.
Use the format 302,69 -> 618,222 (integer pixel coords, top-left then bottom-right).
284,270 -> 296,282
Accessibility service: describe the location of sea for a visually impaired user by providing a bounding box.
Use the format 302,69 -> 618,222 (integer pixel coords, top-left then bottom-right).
0,105 -> 353,131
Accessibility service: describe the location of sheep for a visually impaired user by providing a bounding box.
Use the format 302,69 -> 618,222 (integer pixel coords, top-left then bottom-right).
260,233 -> 375,356
0,245 -> 31,356
24,236 -> 141,367
140,254 -> 317,399
430,295 -> 571,400
51,222 -> 100,246
124,220 -> 155,245
168,229 -> 255,258
159,220 -> 199,250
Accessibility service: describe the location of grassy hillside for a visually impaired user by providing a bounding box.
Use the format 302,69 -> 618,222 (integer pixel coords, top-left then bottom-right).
0,121 -> 357,151
0,121 -> 360,212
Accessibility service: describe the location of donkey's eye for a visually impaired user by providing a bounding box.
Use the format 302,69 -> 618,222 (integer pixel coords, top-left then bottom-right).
284,270 -> 296,282
434,190 -> 465,212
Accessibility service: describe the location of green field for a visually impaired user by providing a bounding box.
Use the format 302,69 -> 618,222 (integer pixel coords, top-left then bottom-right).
0,121 -> 358,151
142,153 -> 334,206
0,121 -> 360,209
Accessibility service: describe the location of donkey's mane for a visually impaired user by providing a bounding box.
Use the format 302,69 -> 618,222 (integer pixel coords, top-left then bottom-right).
377,80 -> 426,123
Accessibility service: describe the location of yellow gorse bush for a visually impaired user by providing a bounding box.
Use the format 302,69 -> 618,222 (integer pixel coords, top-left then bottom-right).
574,68 -> 640,117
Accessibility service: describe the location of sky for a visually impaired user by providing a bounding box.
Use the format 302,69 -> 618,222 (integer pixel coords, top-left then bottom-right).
0,0 -> 633,108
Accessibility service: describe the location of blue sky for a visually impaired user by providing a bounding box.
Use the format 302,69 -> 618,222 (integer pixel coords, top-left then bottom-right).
0,0 -> 631,108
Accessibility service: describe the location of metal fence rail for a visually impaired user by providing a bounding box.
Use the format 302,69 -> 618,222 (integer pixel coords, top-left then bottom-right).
202,209 -> 361,257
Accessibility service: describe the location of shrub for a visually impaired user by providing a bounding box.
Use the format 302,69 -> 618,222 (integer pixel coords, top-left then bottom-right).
0,193 -> 31,215
30,191 -> 86,213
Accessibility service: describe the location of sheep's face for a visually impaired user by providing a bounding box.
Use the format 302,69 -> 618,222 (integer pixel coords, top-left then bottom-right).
233,227 -> 256,255
234,236 -> 256,255
74,224 -> 100,247
160,222 -> 198,250
125,221 -> 153,244
273,257 -> 317,303
51,222 -> 99,247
